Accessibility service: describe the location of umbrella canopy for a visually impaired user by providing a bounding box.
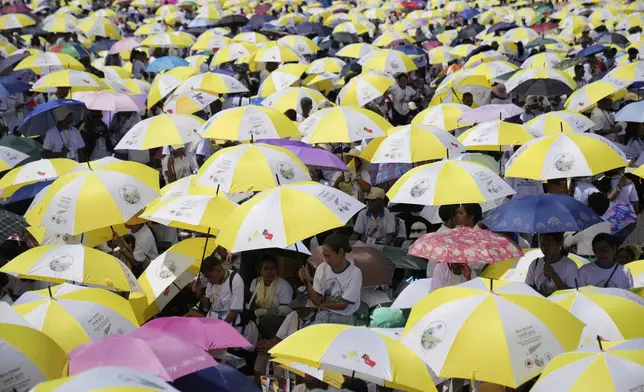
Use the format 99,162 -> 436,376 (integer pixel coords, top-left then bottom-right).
148,66 -> 198,109
457,120 -> 536,150
391,278 -> 432,309
299,106 -> 391,143
483,194 -> 604,234
175,72 -> 249,95
565,80 -> 630,112
411,103 -> 472,131
14,52 -> 84,75
147,56 -> 189,73
0,158 -> 78,196
142,317 -> 252,351
31,367 -> 180,391
615,100 -> 644,123
31,69 -> 108,92
199,105 -> 299,141
457,104 -> 524,124
72,91 -> 145,112
17,99 -> 87,137
336,71 -> 393,107
13,283 -> 139,352
526,110 -> 596,134
386,160 -> 515,205
402,278 -> 584,388
506,67 -> 576,96
115,114 -> 204,150
0,144 -> 30,172
163,90 -> 219,115
216,182 -> 365,253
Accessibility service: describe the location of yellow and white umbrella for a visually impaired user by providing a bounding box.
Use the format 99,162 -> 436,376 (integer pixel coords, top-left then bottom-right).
211,42 -> 258,66
138,238 -> 217,313
505,67 -> 576,95
333,21 -> 370,35
372,31 -> 414,47
257,63 -> 308,97
531,339 -> 644,392
134,22 -> 168,36
199,105 -> 300,141
0,146 -> 29,173
521,52 -> 565,69
299,106 -> 391,143
13,283 -> 140,352
402,278 -> 584,388
142,193 -> 238,234
185,54 -> 208,69
140,32 -> 193,48
565,79 -> 630,112
232,31 -> 268,44
147,66 -> 198,109
431,73 -> 491,107
78,16 -> 121,39
505,133 -> 628,180
0,322 -> 68,391
278,35 -> 320,56
217,182 -> 365,252
41,14 -> 79,33
387,160 -> 515,205
271,357 -> 344,390
426,46 -> 456,65
463,50 -> 507,69
163,91 -> 219,115
361,124 -> 465,163
0,245 -> 140,292
32,70 -> 109,92
0,158 -> 78,195
31,366 -> 179,392
360,49 -> 418,74
15,52 -> 84,74
550,286 -> 644,343
457,120 -> 536,150
335,42 -> 376,59
502,26 -> 539,44
270,325 -> 438,392
194,144 -> 311,193
452,43 -> 476,58
114,114 -> 205,150
306,57 -> 346,74
525,110 -> 596,135
627,260 -> 644,288
604,62 -> 644,85
336,71 -> 393,107
102,65 -> 132,81
0,13 -> 36,30
191,34 -> 231,51
29,163 -> 160,235
123,78 -> 151,95
252,44 -> 300,63
175,72 -> 249,95
480,249 -> 591,282
262,87 -> 328,114
411,103 -> 472,131
470,60 -> 518,80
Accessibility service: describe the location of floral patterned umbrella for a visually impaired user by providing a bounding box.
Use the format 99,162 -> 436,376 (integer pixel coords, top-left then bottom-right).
408,227 -> 524,264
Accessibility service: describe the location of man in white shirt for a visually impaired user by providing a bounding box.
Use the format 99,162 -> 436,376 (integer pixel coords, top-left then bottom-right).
573,178 -> 599,205
43,109 -> 85,161
163,146 -> 196,184
192,256 -> 246,324
590,98 -> 624,143
564,192 -> 612,257
351,187 -> 396,245
578,233 -> 634,288
113,217 -> 159,277
387,73 -> 416,126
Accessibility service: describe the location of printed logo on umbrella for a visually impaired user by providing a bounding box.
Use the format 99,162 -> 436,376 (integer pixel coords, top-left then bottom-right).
49,254 -> 74,273
553,153 -> 575,172
119,184 -> 142,205
410,179 -> 430,198
420,320 -> 446,350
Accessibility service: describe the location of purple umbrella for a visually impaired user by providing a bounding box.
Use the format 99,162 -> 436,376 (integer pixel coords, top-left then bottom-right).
257,138 -> 308,148
258,139 -> 348,170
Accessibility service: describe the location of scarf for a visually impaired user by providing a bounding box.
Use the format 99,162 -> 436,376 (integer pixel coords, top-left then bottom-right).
255,277 -> 278,309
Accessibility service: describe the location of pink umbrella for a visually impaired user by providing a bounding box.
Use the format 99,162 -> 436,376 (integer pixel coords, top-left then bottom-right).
69,330 -> 218,381
73,92 -> 145,112
457,104 -> 525,124
109,37 -> 142,55
140,317 -> 252,351
408,227 -> 524,264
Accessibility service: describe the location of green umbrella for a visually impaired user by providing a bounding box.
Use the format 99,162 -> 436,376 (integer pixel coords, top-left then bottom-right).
0,135 -> 42,160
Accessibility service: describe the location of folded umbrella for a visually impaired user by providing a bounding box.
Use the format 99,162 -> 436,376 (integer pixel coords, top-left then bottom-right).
483,194 -> 604,234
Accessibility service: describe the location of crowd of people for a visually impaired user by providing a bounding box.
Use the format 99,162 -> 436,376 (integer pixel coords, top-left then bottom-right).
0,0 -> 643,390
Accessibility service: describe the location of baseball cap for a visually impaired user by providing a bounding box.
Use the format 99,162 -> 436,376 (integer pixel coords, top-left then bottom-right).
365,187 -> 386,200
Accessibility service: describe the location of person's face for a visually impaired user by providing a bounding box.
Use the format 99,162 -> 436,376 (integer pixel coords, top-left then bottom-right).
449,263 -> 463,275
204,264 -> 226,284
57,87 -> 70,97
398,75 -> 408,88
540,235 -> 562,260
260,261 -> 277,284
60,114 -> 73,128
301,103 -> 312,115
462,94 -> 473,107
592,241 -> 616,265
173,148 -> 185,157
367,197 -> 383,213
615,249 -> 634,265
455,206 -> 473,227
598,99 -> 611,110
321,244 -> 344,269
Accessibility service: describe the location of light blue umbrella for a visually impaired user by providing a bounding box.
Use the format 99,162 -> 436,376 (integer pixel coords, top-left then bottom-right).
147,56 -> 190,73
615,101 -> 644,123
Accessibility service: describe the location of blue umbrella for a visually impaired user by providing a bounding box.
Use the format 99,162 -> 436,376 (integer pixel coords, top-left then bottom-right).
393,45 -> 427,68
188,18 -> 215,28
89,40 -> 117,53
0,53 -> 28,75
577,45 -> 607,57
294,22 -> 329,37
216,365 -> 261,392
488,22 -> 517,33
147,56 -> 190,73
0,74 -> 30,97
1,181 -> 52,205
17,99 -> 87,137
482,194 -> 604,234
172,365 -> 260,392
459,8 -> 481,19
248,14 -> 276,30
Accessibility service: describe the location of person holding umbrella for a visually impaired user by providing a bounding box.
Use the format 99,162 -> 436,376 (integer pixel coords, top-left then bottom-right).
525,233 -> 578,296
42,107 -> 85,161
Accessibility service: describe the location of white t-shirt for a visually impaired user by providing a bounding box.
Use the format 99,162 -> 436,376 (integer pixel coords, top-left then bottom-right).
204,271 -> 245,320
162,154 -> 196,183
275,310 -> 314,340
131,224 -> 159,264
573,181 -> 599,205
353,207 -> 397,244
388,83 -> 416,116
132,59 -> 146,79
249,277 -> 293,309
577,262 -> 634,289
525,256 -> 579,296
609,177 -> 639,204
43,126 -> 85,161
312,262 -> 362,315
505,177 -> 544,199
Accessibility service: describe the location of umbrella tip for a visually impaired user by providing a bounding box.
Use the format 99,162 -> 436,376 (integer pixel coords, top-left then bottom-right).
597,335 -> 604,351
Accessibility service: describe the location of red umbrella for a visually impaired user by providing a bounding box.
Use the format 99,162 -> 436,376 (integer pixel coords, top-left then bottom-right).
0,4 -> 31,13
308,241 -> 395,287
255,4 -> 271,15
531,22 -> 557,33
408,227 -> 524,264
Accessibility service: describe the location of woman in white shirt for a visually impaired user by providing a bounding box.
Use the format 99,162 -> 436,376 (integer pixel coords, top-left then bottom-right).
525,233 -> 579,297
249,255 -> 293,318
578,233 -> 634,289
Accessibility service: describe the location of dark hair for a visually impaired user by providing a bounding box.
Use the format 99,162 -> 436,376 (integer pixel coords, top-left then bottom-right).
542,232 -> 565,243
438,204 -> 458,223
323,233 -> 352,254
341,378 -> 368,392
200,255 -> 223,273
259,254 -> 278,269
462,92 -> 473,99
283,109 -> 297,121
592,233 -> 618,248
587,192 -> 609,216
460,203 -> 483,224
